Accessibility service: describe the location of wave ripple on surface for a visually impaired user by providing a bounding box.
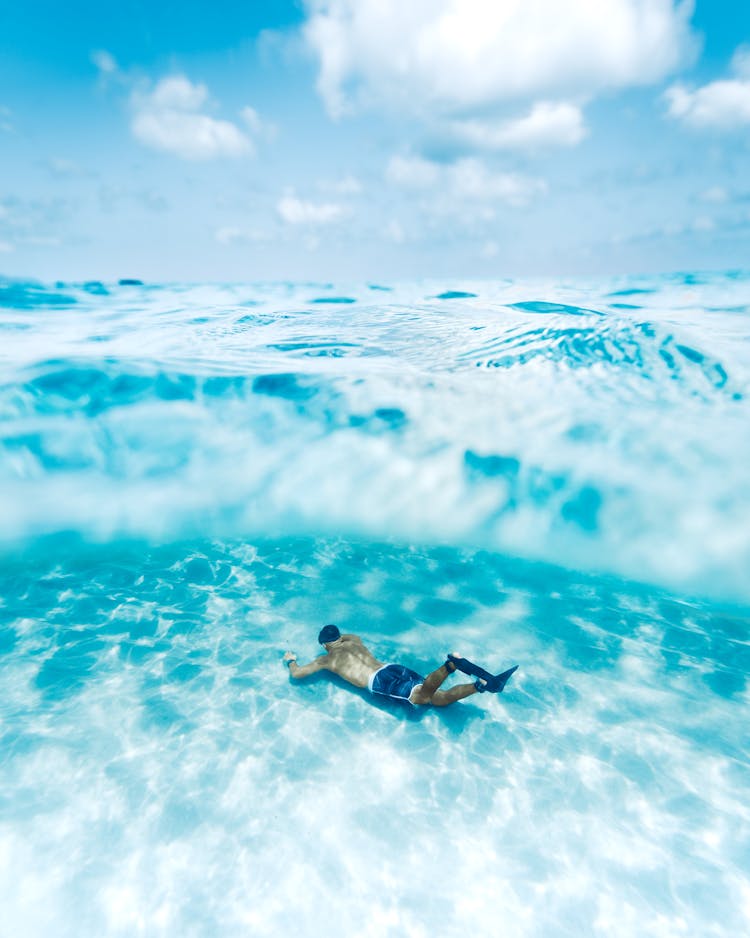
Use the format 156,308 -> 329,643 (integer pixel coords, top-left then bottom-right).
1,272 -> 750,603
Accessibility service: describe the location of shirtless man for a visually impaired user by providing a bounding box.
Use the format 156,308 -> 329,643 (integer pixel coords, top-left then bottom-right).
283,624 -> 517,708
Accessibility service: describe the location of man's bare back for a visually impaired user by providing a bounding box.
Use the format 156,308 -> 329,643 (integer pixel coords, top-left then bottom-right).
311,634 -> 385,687
283,624 -> 518,707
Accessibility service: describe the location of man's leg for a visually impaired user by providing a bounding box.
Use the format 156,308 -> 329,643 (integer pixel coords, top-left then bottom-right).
430,683 -> 479,706
410,660 -> 479,707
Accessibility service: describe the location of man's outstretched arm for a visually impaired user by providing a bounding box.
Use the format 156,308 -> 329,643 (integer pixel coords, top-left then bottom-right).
283,651 -> 328,679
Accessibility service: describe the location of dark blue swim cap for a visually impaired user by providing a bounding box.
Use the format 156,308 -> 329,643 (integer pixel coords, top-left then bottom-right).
318,624 -> 340,645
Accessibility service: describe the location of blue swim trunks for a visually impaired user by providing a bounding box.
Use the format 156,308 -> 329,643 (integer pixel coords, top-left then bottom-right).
368,664 -> 425,705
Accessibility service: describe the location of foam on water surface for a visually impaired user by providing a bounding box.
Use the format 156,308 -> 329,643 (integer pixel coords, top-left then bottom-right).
1,273 -> 749,936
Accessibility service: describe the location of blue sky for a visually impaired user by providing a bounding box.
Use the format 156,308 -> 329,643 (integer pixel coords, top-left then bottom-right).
2,0 -> 750,281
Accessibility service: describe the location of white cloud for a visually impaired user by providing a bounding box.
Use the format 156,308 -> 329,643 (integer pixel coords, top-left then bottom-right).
130,76 -> 254,160
449,101 -> 587,150
304,0 -> 695,118
318,174 -> 362,194
214,226 -> 271,245
387,155 -> 545,207
215,226 -> 247,246
384,219 -> 406,243
47,157 -> 93,179
665,45 -> 750,128
91,50 -> 118,75
0,240 -> 13,253
148,75 -> 207,111
97,183 -> 169,215
0,195 -> 72,242
731,44 -> 750,80
692,215 -> 715,232
699,186 -> 728,204
0,104 -> 14,133
451,158 -> 545,205
277,190 -> 346,224
240,106 -> 263,134
386,155 -> 442,188
666,81 -> 750,128
240,106 -> 277,142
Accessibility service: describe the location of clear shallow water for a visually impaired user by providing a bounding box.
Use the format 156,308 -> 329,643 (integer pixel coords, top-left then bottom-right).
0,273 -> 749,935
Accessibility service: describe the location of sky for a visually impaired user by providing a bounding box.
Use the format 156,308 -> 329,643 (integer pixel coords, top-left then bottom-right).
2,0 -> 750,282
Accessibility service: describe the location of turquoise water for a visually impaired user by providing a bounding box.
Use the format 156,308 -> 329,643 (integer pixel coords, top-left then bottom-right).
1,274 -> 749,935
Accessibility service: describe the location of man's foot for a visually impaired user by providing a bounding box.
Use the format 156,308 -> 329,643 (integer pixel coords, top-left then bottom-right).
444,651 -> 464,673
447,652 -> 476,676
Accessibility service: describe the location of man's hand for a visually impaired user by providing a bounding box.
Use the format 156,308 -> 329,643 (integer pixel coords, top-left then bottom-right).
282,652 -> 326,680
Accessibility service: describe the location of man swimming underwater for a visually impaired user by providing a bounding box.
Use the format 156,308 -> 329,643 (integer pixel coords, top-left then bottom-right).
283,624 -> 517,708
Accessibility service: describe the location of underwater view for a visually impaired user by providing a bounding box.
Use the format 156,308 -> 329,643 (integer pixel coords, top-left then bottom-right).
1,273 -> 749,936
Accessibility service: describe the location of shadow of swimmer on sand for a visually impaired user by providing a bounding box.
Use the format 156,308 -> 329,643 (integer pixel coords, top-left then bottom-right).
283,624 -> 518,708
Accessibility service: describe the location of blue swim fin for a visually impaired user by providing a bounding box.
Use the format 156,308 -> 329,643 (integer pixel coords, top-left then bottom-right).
447,655 -> 518,694
447,653 -> 494,681
477,665 -> 518,694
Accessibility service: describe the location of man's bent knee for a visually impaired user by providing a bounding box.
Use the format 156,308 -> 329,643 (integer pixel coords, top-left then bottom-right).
409,686 -> 433,706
